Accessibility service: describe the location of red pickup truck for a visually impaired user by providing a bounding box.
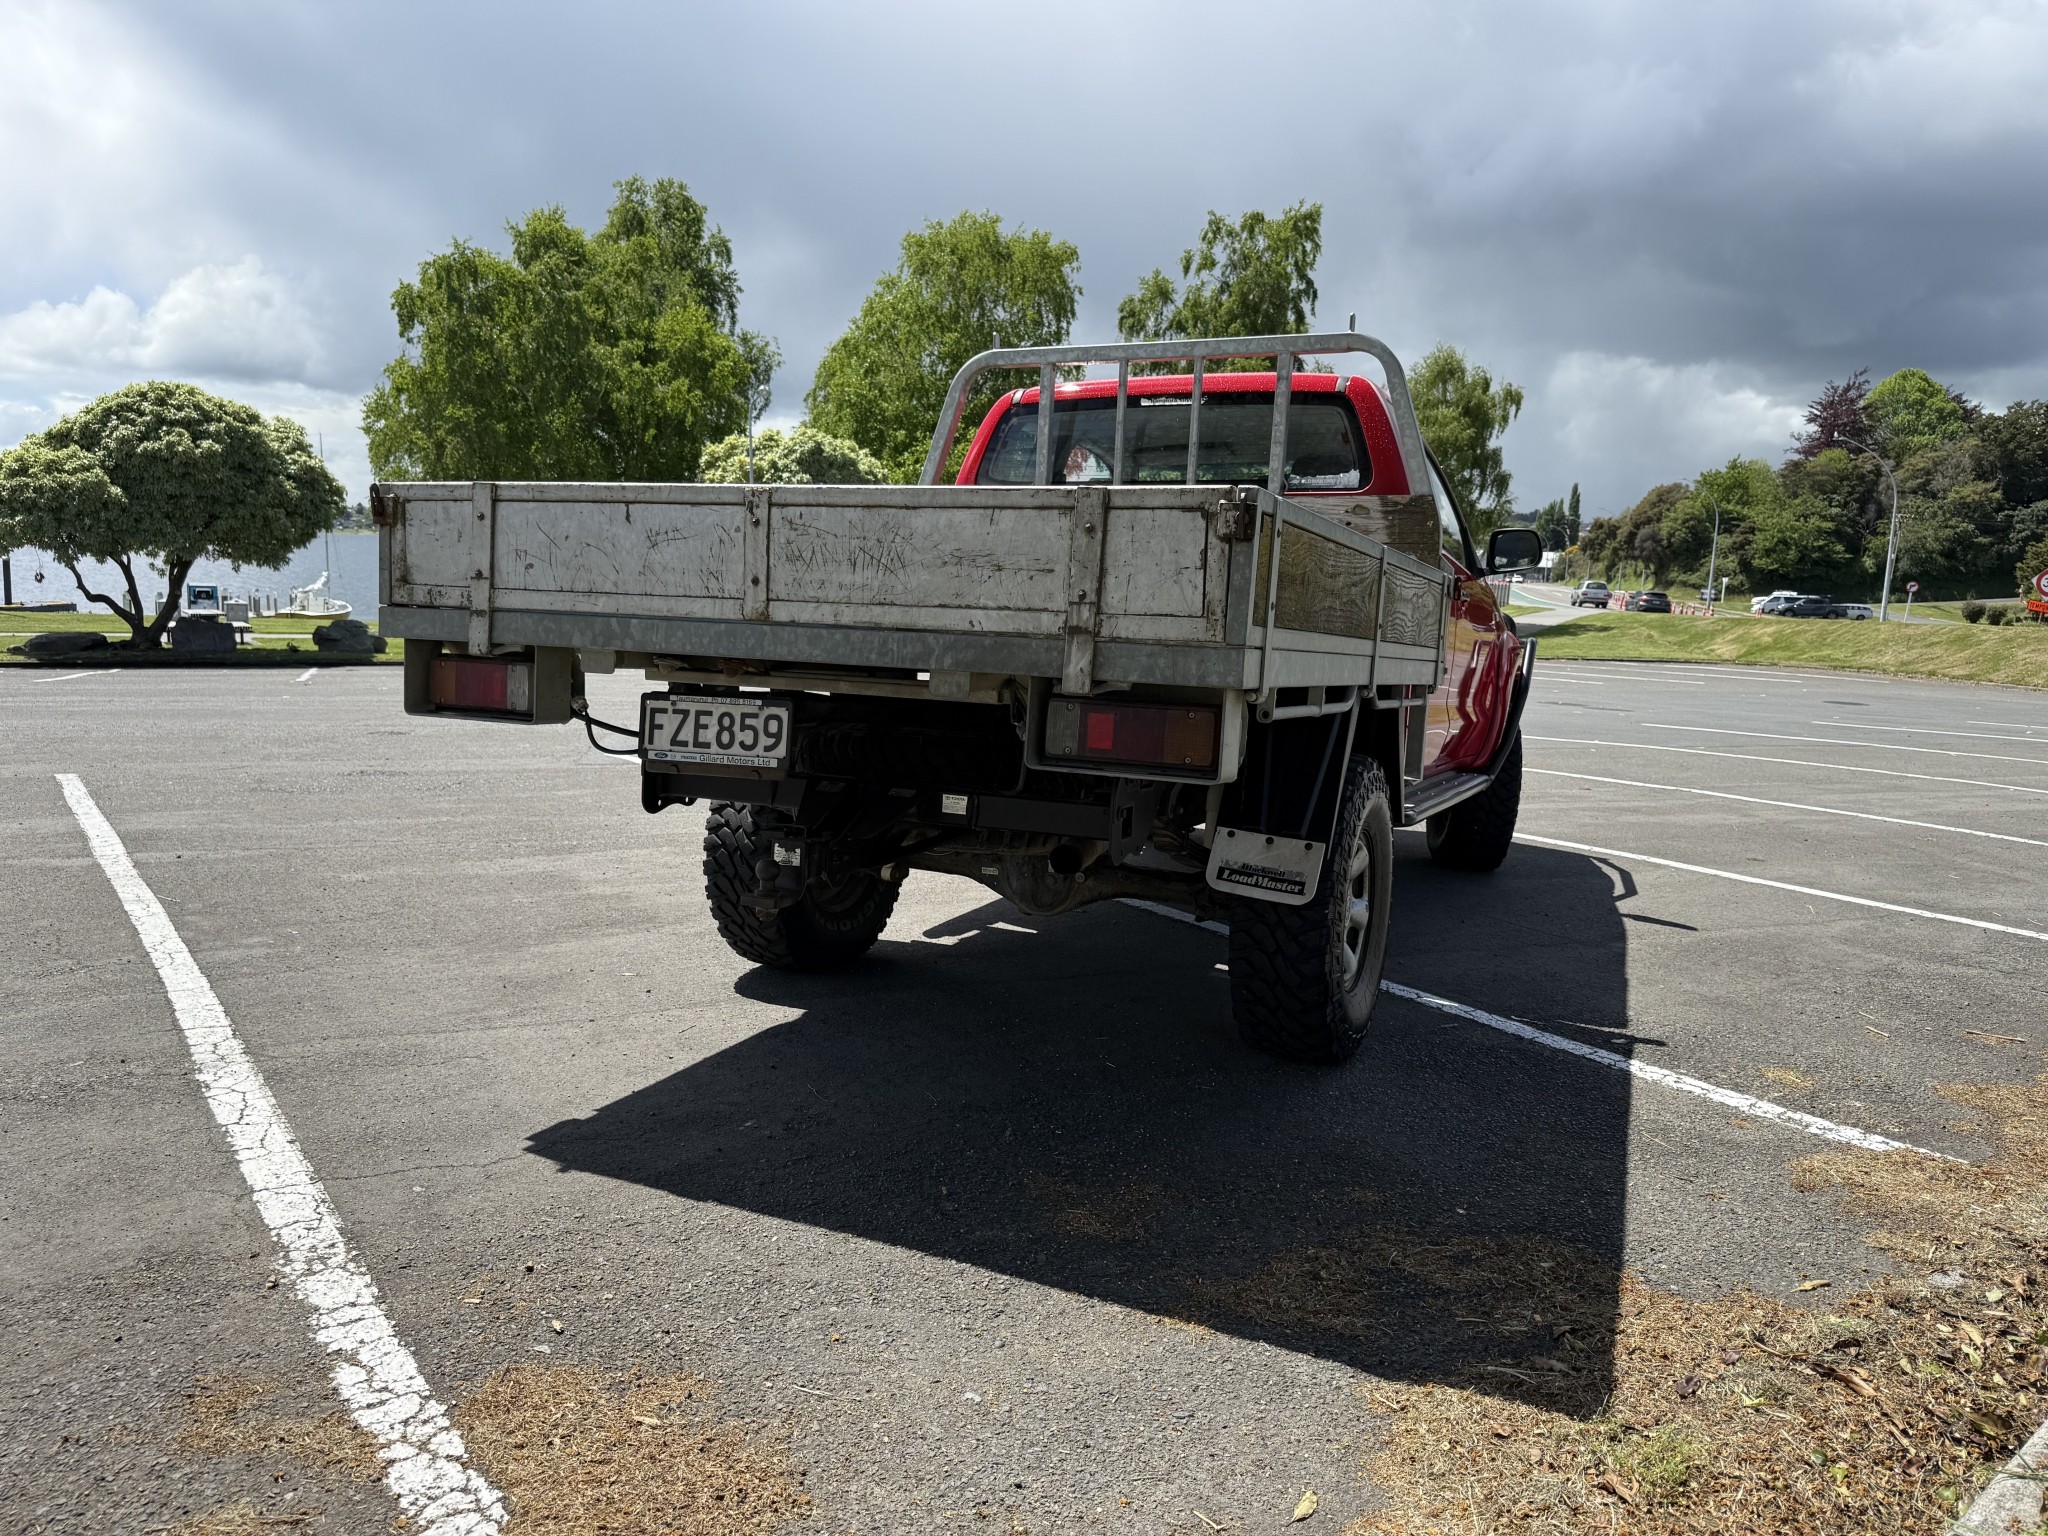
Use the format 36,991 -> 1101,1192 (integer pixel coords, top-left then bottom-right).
380,331 -> 1539,1068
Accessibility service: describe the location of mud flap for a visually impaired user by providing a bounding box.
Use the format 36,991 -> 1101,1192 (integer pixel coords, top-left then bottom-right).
1205,706 -> 1360,906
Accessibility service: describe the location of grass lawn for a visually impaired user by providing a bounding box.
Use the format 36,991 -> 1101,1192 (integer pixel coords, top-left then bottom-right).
2,607 -> 400,664
1537,610 -> 2048,688
1502,603 -> 1547,618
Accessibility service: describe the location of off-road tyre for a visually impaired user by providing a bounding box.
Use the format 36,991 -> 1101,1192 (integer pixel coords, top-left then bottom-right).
703,801 -> 899,971
1227,758 -> 1394,1065
1425,731 -> 1522,873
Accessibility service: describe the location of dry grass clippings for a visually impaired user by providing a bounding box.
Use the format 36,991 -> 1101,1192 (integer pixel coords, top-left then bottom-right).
153,1500 -> 321,1535
176,1374 -> 380,1480
454,1364 -> 812,1535
1309,1072 -> 2048,1535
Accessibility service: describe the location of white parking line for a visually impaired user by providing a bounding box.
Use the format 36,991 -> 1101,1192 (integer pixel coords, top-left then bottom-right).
1647,722 -> 2048,768
296,668 -> 318,683
29,670 -> 111,684
1560,660 -> 1847,684
1527,768 -> 2048,848
56,775 -> 506,1536
1970,721 -> 2044,733
1813,719 -> 2043,745
1515,832 -> 2048,943
1526,734 -> 2048,797
1116,900 -> 1947,1157
1378,982 -> 1952,1158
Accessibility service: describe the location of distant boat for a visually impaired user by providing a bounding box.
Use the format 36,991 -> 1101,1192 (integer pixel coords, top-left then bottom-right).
281,571 -> 351,619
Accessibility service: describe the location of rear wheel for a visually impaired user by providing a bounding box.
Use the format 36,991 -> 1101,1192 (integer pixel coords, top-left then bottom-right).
703,801 -> 899,971
1425,732 -> 1522,872
1227,759 -> 1394,1065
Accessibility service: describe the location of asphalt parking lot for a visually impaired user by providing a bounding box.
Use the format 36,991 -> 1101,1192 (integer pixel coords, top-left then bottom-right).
4,655 -> 2044,1533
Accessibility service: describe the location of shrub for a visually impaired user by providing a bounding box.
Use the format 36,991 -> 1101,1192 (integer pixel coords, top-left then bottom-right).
1985,606 -> 2011,626
1961,601 -> 1986,623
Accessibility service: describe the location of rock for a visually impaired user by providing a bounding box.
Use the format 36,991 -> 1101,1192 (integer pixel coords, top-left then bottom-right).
312,617 -> 386,654
169,615 -> 236,652
23,630 -> 110,657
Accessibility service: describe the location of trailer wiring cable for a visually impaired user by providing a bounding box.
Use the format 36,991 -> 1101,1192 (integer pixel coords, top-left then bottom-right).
570,699 -> 641,757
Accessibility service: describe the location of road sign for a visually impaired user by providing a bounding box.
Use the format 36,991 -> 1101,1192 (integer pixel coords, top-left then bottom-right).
2034,569 -> 2048,600
1906,580 -> 1919,593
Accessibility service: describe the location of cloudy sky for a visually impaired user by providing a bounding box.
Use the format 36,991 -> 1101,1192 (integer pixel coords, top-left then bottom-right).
5,0 -> 2047,522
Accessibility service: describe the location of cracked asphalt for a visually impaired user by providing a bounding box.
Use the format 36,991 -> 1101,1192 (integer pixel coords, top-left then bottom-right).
2,655 -> 2042,1532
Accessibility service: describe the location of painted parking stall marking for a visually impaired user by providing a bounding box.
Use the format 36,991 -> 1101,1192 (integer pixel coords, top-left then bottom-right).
1647,722 -> 2048,768
1115,901 -> 1949,1157
1515,833 -> 2048,943
55,774 -> 506,1536
1527,768 -> 2048,848
1378,982 -> 1953,1159
1526,734 -> 2048,797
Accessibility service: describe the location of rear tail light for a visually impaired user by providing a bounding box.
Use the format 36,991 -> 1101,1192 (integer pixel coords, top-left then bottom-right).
429,654 -> 533,715
403,643 -> 575,724
1045,699 -> 1219,771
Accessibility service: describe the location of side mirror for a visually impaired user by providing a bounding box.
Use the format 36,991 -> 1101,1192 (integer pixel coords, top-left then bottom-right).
1486,527 -> 1544,574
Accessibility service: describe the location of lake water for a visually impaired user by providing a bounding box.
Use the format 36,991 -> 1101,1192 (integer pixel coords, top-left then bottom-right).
5,531 -> 381,618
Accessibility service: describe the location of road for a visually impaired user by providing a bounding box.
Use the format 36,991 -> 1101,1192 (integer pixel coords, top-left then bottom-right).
4,658 -> 2044,1532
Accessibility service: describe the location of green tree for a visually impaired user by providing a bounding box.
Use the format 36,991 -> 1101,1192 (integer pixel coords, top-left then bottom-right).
1566,482 -> 1582,543
807,211 -> 1081,483
364,177 -> 770,482
0,382 -> 343,647
2017,531 -> 2048,601
1864,368 -> 1968,465
1532,497 -> 1570,550
1977,400 -> 2048,508
699,425 -> 887,485
1117,203 -> 1322,367
1409,345 -> 1525,542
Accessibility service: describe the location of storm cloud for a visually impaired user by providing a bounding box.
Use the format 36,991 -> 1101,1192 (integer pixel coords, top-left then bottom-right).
4,0 -> 2045,521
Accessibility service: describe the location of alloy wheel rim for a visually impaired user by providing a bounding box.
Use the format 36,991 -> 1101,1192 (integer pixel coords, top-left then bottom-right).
1339,835 -> 1373,986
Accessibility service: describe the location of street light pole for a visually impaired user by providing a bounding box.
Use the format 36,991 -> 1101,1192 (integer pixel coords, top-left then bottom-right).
744,380 -> 773,485
1702,495 -> 1722,613
1837,434 -> 1901,621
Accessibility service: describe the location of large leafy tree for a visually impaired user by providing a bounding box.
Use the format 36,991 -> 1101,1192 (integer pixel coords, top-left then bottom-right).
1978,400 -> 2048,509
1408,345 -> 1525,541
0,382 -> 343,646
1864,368 -> 1969,465
699,425 -> 886,485
1116,203 -> 1323,367
807,211 -> 1081,483
364,177 -> 773,482
1791,368 -> 1872,459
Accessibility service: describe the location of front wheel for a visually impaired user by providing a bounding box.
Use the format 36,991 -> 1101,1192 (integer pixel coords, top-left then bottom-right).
1425,732 -> 1523,872
1227,759 -> 1394,1065
703,802 -> 899,971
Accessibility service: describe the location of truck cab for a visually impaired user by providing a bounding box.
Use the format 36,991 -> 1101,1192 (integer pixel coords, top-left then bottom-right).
955,370 -> 1521,790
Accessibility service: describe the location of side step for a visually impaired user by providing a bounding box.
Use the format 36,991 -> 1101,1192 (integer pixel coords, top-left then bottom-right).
1400,770 -> 1490,827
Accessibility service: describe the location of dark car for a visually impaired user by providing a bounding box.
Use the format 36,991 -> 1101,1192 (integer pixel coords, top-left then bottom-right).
1764,594 -> 1840,618
1624,590 -> 1672,612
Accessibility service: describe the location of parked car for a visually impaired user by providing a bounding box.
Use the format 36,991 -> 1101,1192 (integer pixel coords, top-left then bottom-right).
1751,589 -> 1800,614
1836,603 -> 1875,621
1570,580 -> 1611,608
1624,590 -> 1673,613
1763,594 -> 1841,618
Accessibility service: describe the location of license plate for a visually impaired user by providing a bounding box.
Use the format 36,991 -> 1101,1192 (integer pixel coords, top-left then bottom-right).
641,693 -> 791,769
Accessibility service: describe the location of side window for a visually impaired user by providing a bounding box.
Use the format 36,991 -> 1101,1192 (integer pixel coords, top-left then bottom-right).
1426,456 -> 1475,571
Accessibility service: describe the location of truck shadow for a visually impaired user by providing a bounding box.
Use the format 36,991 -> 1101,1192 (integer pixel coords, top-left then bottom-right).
527,838 -> 1634,1416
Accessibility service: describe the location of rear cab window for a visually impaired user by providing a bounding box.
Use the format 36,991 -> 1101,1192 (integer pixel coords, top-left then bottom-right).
974,393 -> 1369,492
